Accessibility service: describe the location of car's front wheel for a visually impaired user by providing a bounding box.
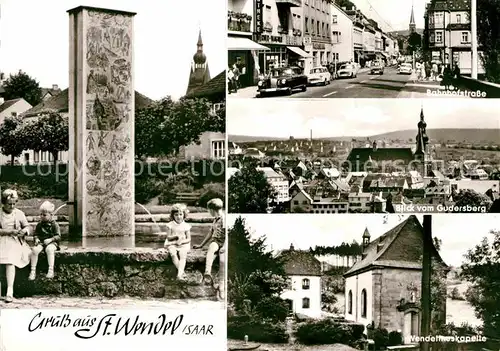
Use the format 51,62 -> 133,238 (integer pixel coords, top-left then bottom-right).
301,85 -> 307,92
286,88 -> 292,95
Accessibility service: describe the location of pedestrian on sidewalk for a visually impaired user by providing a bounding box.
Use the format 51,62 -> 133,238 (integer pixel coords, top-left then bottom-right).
425,62 -> 431,81
227,66 -> 237,94
453,63 -> 461,90
420,62 -> 426,81
442,64 -> 453,90
0,189 -> 31,303
29,201 -> 61,280
431,62 -> 438,81
232,63 -> 241,90
410,67 -> 418,83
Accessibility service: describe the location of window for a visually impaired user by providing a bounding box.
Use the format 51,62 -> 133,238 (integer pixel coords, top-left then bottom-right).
302,278 -> 310,290
317,22 -> 320,36
211,140 -> 225,159
436,31 -> 443,43
305,17 -> 309,33
332,15 -> 337,23
311,19 -> 315,34
435,12 -> 443,25
456,14 -> 461,23
347,290 -> 352,314
361,289 -> 367,318
302,297 -> 310,309
461,32 -> 469,43
11,112 -> 17,117
430,33 -> 435,42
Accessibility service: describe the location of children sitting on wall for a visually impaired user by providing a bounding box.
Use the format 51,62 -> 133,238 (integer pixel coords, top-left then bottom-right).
164,204 -> 191,280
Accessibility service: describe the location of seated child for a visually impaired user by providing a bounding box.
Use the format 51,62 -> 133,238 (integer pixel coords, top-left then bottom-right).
163,204 -> 191,280
193,198 -> 225,285
29,201 -> 61,280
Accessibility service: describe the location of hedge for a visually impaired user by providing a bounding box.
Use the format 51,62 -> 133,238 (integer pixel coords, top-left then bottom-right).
295,319 -> 364,346
227,316 -> 288,344
0,161 -> 225,203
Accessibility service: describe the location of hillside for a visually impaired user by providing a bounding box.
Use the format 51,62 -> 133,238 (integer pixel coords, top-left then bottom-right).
231,129 -> 500,144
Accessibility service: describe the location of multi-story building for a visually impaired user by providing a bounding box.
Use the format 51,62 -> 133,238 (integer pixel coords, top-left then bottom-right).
424,0 -> 484,74
302,0 -> 332,72
257,166 -> 290,203
280,244 -> 323,318
330,2 -> 354,63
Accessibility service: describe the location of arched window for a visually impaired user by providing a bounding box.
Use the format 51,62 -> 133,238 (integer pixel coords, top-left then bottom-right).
348,290 -> 353,314
302,278 -> 310,290
302,297 -> 310,309
361,289 -> 367,318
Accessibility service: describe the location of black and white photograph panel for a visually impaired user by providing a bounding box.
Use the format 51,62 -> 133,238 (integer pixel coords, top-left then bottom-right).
228,0 -> 500,99
0,0 -> 226,308
227,214 -> 500,350
227,99 -> 500,214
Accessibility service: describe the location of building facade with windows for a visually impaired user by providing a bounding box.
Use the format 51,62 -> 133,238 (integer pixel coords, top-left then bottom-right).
257,167 -> 289,203
302,0 -> 332,72
280,244 -> 322,318
344,216 -> 448,342
330,3 -> 354,63
424,0 -> 484,74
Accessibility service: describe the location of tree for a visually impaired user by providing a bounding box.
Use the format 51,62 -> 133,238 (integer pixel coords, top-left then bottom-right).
407,32 -> 422,55
134,96 -> 224,158
476,0 -> 500,82
453,189 -> 493,213
0,116 -> 26,165
228,162 -> 276,213
25,112 -> 68,166
2,70 -> 42,106
461,230 -> 500,338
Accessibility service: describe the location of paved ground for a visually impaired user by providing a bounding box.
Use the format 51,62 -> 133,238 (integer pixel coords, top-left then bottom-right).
228,340 -> 358,351
0,296 -> 224,309
228,66 -> 471,99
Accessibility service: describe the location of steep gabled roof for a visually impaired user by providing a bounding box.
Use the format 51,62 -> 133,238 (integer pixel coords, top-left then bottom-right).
22,88 -> 154,118
0,98 -> 24,114
279,249 -> 322,276
344,215 -> 447,277
185,70 -> 225,100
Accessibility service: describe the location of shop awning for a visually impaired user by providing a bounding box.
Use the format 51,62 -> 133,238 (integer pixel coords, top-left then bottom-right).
287,46 -> 312,58
227,37 -> 269,51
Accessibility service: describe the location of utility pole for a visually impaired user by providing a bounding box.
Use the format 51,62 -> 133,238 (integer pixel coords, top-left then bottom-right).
421,215 -> 432,351
471,0 -> 478,79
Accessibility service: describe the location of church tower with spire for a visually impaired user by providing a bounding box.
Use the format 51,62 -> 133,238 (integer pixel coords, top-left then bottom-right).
414,106 -> 430,176
409,2 -> 416,34
186,29 -> 211,95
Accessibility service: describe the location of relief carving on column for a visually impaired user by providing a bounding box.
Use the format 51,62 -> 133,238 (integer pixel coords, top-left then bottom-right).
84,10 -> 134,236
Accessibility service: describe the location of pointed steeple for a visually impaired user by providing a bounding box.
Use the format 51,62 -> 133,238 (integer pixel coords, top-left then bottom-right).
409,1 -> 416,33
186,27 -> 211,95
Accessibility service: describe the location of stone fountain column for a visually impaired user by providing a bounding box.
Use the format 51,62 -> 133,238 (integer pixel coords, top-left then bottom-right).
68,6 -> 136,237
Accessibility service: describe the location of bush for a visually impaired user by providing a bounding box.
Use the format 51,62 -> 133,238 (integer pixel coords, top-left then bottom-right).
388,331 -> 403,346
254,296 -> 289,322
158,180 -> 195,205
295,319 -> 364,346
373,327 -> 389,349
227,316 -> 288,344
198,182 -> 224,208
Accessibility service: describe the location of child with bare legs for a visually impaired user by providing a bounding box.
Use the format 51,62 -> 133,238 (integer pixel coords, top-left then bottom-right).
193,198 -> 225,286
164,204 -> 191,280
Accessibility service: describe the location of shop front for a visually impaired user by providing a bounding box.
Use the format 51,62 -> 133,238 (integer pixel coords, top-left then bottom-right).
228,36 -> 270,87
256,33 -> 309,74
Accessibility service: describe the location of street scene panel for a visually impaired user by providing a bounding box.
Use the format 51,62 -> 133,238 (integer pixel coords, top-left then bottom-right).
228,214 -> 500,350
0,0 -> 226,310
228,0 -> 498,99
228,99 -> 500,214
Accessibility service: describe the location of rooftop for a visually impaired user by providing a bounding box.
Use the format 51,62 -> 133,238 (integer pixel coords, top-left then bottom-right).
0,98 -> 24,114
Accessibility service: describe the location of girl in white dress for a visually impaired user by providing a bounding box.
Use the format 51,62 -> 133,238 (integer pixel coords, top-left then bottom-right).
0,189 -> 31,303
163,204 -> 191,280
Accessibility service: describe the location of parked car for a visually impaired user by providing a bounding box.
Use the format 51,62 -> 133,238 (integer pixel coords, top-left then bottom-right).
370,64 -> 384,75
336,63 -> 358,78
398,63 -> 413,74
257,66 -> 307,96
306,66 -> 332,85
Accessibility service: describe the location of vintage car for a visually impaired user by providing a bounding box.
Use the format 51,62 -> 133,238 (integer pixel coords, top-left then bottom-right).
398,63 -> 413,74
257,66 -> 307,96
306,66 -> 332,85
336,63 -> 358,79
370,64 -> 384,75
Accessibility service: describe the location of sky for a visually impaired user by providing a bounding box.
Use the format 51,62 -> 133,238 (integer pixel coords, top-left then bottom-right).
228,99 -> 500,138
227,214 -> 500,268
350,0 -> 430,32
0,0 -> 226,101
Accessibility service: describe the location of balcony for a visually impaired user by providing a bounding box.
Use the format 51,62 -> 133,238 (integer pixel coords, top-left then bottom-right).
275,0 -> 302,7
228,11 -> 252,33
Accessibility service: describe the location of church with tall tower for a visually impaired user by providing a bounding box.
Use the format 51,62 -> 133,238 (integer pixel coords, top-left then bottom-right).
409,3 -> 416,34
414,107 -> 432,177
186,29 -> 211,96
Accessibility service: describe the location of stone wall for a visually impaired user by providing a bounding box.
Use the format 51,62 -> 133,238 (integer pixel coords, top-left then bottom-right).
1,248 -> 219,300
